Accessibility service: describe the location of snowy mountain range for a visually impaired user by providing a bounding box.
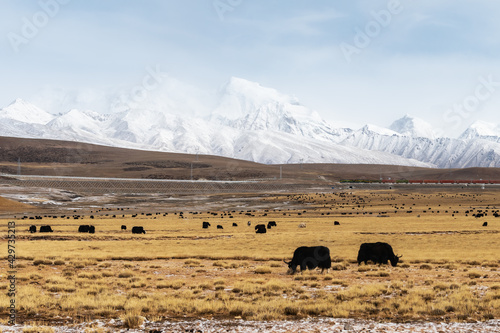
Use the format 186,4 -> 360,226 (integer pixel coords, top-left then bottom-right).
1,77 -> 500,168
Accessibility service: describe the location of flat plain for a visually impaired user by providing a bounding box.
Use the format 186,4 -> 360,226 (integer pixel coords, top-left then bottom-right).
1,186 -> 499,331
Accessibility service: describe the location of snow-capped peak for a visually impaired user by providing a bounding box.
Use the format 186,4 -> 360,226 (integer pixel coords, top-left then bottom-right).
389,114 -> 437,139
209,77 -> 341,142
458,120 -> 500,141
225,77 -> 299,105
212,77 -> 301,120
0,98 -> 54,125
360,124 -> 400,136
48,109 -> 109,128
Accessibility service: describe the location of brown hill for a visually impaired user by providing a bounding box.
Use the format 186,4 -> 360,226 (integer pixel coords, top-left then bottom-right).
1,136 -> 500,182
0,196 -> 34,213
0,136 -> 272,181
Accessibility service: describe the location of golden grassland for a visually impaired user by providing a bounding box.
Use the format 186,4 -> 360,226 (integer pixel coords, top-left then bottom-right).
1,187 -> 500,326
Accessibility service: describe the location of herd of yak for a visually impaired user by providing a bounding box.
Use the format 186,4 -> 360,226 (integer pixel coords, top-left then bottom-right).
27,224 -> 146,234
284,243 -> 401,274
26,216 -> 402,274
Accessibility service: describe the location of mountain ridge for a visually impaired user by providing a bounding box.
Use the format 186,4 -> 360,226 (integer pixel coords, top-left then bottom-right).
1,77 -> 500,168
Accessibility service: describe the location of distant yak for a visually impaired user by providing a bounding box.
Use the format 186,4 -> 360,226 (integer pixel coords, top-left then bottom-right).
255,224 -> 267,234
357,242 -> 401,267
78,225 -> 95,233
284,246 -> 331,274
39,225 -> 53,233
78,225 -> 90,232
132,226 -> 146,234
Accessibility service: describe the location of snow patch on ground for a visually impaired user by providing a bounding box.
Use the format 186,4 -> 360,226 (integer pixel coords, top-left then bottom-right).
2,318 -> 500,332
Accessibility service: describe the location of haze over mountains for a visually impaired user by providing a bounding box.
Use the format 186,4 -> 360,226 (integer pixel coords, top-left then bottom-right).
1,77 -> 500,168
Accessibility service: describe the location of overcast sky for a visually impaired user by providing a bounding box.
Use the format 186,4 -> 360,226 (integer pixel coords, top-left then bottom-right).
1,0 -> 500,136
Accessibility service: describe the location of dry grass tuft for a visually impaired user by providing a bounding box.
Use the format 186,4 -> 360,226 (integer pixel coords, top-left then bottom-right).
157,280 -> 185,290
33,259 -> 52,266
184,259 -> 202,267
467,271 -> 483,279
254,266 -> 272,274
419,264 -> 433,270
331,263 -> 348,271
120,312 -> 144,329
117,270 -> 134,278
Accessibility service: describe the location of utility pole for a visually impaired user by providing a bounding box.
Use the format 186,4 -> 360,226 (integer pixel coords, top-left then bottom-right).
17,158 -> 21,176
